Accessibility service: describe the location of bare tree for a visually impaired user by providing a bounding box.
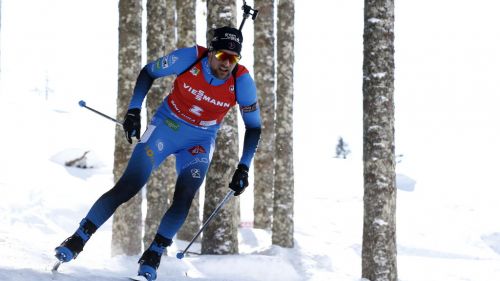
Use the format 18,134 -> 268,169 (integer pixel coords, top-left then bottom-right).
176,0 -> 196,48
272,0 -> 294,248
112,0 -> 143,256
201,0 -> 239,255
253,0 -> 275,230
361,0 -> 397,280
162,0 -> 178,217
174,0 -> 202,242
160,0 -> 178,238
143,0 -> 177,249
0,0 -> 2,76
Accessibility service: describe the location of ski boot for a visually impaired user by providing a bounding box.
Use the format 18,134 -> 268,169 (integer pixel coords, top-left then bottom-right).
137,234 -> 172,281
55,219 -> 97,262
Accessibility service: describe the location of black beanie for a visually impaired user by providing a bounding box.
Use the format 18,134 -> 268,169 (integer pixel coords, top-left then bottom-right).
210,26 -> 243,55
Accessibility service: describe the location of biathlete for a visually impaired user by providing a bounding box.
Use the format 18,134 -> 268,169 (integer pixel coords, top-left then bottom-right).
54,26 -> 261,281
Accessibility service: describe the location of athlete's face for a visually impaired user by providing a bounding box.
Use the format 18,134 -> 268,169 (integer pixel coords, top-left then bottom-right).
208,49 -> 240,79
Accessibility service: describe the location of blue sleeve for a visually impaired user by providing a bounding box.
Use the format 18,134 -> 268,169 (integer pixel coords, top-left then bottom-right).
236,73 -> 262,168
128,46 -> 199,110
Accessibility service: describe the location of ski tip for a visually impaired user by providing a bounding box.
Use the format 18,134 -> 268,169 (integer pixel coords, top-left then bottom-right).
78,100 -> 86,107
128,276 -> 149,281
176,252 -> 184,259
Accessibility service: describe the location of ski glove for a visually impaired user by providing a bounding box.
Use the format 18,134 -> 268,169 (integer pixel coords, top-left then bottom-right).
229,164 -> 249,196
123,108 -> 141,144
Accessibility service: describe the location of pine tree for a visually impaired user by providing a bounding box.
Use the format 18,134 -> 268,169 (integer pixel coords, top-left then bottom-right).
361,0 -> 397,280
253,0 -> 275,230
112,0 -> 143,256
201,0 -> 239,255
335,137 -> 351,159
272,0 -> 295,248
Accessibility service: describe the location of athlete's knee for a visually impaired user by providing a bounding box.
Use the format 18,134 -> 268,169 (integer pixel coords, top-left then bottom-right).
171,181 -> 197,209
106,167 -> 150,203
176,169 -> 205,194
104,180 -> 141,205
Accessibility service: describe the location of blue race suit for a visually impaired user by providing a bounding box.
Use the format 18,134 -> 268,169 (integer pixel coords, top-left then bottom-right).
83,45 -> 261,239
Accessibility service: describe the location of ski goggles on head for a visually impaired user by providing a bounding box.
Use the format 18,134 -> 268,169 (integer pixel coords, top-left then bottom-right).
214,50 -> 241,64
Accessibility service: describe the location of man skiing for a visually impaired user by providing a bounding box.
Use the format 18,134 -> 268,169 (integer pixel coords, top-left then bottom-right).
54,26 -> 261,281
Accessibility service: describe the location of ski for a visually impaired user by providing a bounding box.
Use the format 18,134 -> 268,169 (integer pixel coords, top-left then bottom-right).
127,276 -> 149,281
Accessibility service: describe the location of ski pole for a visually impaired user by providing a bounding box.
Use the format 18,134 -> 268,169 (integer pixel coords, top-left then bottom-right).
176,190 -> 235,259
78,100 -> 123,126
239,1 -> 259,31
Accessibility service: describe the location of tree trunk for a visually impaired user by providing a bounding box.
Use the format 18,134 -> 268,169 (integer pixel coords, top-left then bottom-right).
361,0 -> 397,280
252,0 -> 275,230
111,0 -> 143,256
162,0 -> 178,235
143,0 -> 177,249
176,0 -> 196,48
272,0 -> 295,248
175,0 -> 202,242
0,0 -> 2,76
201,0 -> 239,255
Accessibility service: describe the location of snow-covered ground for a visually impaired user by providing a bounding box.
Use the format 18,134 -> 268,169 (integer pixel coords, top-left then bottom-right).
1,0 -> 500,280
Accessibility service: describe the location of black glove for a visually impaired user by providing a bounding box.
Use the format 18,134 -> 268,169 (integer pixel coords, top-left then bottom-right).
123,108 -> 141,144
229,164 -> 249,196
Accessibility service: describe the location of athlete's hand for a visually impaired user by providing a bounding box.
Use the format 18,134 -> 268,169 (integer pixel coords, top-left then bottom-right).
229,164 -> 249,196
123,108 -> 141,144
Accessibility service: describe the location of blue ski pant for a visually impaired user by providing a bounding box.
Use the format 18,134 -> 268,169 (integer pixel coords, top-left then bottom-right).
84,104 -> 217,239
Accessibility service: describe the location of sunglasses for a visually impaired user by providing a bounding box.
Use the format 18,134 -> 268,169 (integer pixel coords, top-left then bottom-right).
214,50 -> 241,64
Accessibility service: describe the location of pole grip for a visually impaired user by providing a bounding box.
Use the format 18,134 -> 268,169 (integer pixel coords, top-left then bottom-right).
239,2 -> 259,31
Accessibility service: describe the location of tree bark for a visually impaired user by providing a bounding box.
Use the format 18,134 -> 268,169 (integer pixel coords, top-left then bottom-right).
361,0 -> 397,280
143,0 -> 177,249
112,0 -> 143,256
252,0 -> 275,230
201,0 -> 239,255
176,0 -> 196,48
0,0 -> 2,76
175,0 -> 202,242
272,0 -> 294,248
